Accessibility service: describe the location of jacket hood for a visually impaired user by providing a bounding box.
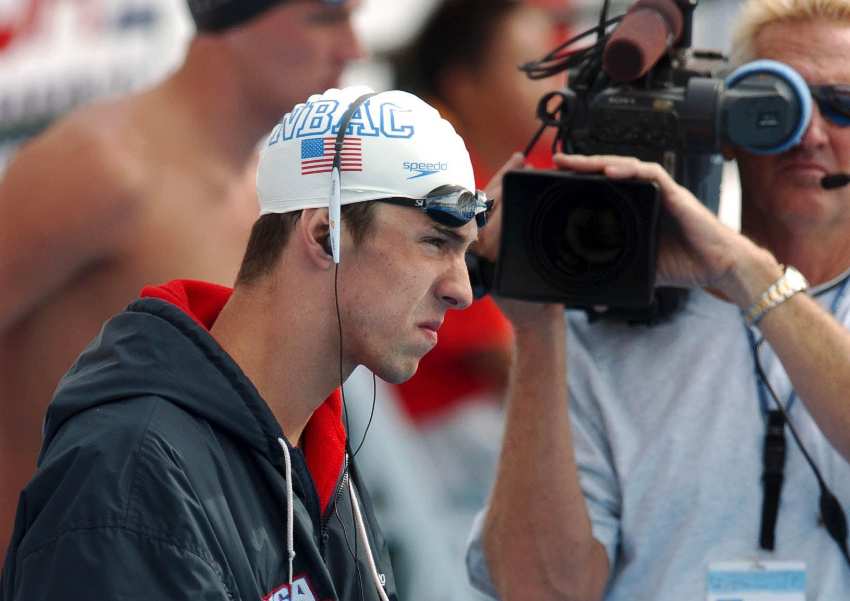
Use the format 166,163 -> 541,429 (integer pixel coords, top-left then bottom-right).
43,279 -> 347,511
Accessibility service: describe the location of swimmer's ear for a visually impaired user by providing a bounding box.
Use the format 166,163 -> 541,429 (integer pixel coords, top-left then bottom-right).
300,208 -> 334,269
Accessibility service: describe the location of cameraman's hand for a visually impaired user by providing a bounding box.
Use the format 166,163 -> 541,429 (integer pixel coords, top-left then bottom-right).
474,153 -> 524,264
553,154 -> 770,300
474,153 -> 565,329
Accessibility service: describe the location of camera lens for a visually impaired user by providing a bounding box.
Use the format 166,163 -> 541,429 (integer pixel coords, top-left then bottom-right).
564,205 -> 625,264
529,181 -> 636,284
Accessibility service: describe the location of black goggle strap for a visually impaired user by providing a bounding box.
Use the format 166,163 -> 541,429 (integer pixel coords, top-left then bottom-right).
377,197 -> 466,228
329,92 -> 377,263
462,190 -> 491,227
475,196 -> 493,227
472,191 -> 492,226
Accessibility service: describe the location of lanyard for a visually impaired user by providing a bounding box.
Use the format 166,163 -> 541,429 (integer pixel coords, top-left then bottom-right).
745,274 -> 850,415
744,274 -> 850,551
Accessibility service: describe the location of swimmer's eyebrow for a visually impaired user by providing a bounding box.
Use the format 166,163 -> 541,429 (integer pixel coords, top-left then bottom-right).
432,223 -> 477,247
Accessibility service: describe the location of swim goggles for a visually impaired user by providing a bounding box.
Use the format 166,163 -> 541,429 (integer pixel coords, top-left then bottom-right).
378,185 -> 491,228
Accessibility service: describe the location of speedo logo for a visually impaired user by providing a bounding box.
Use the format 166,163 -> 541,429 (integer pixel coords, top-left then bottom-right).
404,160 -> 449,179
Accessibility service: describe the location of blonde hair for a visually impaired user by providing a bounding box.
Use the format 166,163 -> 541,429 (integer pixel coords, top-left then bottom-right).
730,0 -> 850,66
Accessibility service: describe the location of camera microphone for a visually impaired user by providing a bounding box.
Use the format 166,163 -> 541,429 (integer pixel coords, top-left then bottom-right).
602,0 -> 684,83
822,174 -> 850,190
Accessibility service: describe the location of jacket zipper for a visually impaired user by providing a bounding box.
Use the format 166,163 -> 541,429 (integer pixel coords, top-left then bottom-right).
319,453 -> 349,551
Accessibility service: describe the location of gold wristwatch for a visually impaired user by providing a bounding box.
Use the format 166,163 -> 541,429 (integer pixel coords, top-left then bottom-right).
745,265 -> 809,326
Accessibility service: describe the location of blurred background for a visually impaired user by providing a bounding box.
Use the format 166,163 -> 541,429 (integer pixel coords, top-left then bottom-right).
0,0 -> 743,170
0,0 -> 747,599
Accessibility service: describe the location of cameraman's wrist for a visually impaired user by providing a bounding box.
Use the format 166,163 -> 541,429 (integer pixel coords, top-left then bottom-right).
719,245 -> 783,310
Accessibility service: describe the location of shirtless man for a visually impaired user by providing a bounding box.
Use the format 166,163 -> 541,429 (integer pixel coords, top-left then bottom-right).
0,0 -> 362,551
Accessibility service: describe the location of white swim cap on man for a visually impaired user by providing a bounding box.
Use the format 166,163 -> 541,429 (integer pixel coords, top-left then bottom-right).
256,85 -> 476,215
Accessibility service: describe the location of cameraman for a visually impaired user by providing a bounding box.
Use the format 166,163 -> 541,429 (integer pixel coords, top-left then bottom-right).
468,0 -> 850,599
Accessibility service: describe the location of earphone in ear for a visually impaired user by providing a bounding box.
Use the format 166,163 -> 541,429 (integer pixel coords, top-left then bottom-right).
321,234 -> 332,257
328,92 -> 378,264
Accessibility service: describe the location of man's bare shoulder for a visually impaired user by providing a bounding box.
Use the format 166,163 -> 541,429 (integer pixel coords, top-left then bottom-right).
0,96 -> 157,329
6,98 -> 149,207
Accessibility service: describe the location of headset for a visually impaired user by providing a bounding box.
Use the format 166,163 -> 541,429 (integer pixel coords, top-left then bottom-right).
324,91 -> 393,601
328,92 -> 377,263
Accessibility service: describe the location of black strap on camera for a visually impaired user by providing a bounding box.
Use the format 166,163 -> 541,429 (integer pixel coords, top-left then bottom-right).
759,409 -> 787,551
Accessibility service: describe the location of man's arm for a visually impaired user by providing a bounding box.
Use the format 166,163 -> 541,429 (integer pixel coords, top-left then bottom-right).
0,109 -> 142,331
717,250 -> 850,460
472,154 -> 609,601
482,303 -> 610,601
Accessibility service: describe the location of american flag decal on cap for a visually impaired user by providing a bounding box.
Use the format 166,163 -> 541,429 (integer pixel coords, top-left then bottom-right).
301,137 -> 362,175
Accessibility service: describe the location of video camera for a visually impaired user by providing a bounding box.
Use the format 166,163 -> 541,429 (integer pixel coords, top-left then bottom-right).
493,0 -> 813,311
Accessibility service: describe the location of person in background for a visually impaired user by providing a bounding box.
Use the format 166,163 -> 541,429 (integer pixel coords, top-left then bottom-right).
469,0 -> 850,599
0,0 -> 361,552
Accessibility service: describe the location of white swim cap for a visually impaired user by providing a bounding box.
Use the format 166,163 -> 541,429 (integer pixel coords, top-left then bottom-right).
256,85 -> 475,215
